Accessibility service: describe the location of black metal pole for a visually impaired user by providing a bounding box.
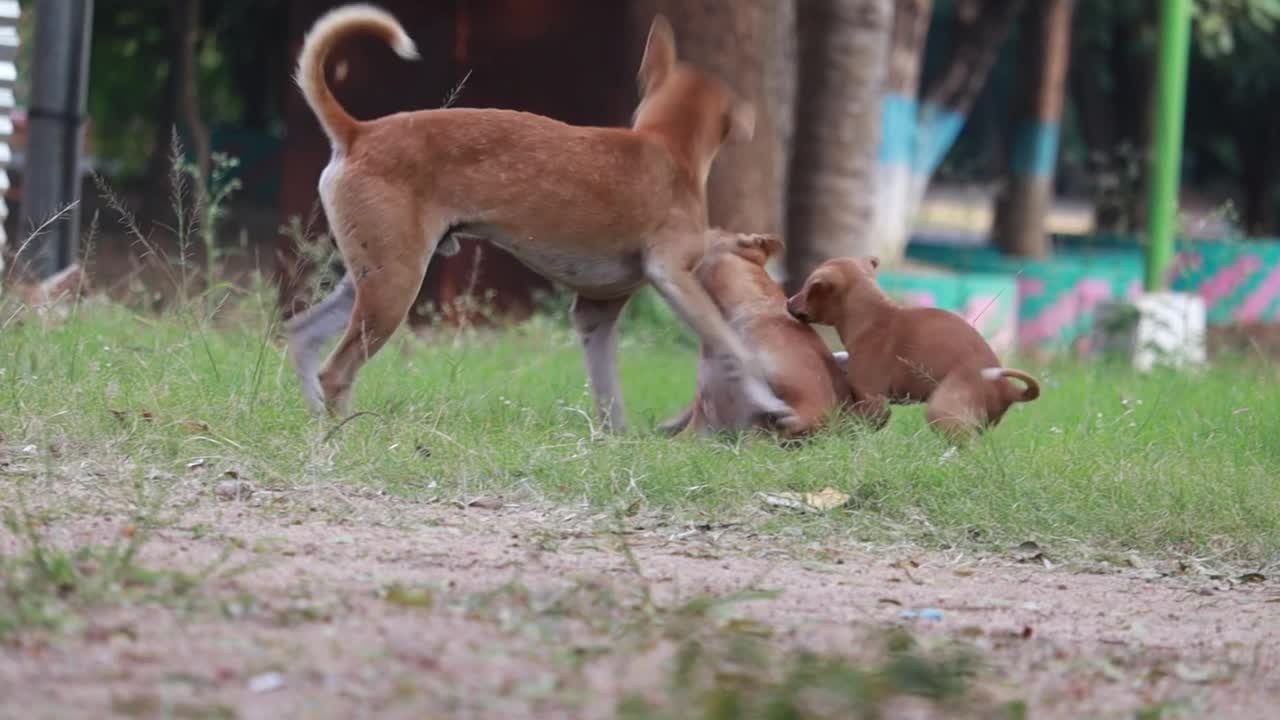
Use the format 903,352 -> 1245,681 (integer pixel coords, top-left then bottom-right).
19,0 -> 93,280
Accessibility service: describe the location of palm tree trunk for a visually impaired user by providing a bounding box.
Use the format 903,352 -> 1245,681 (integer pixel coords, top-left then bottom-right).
994,0 -> 1074,257
867,0 -> 932,269
871,0 -> 1024,263
785,0 -> 891,290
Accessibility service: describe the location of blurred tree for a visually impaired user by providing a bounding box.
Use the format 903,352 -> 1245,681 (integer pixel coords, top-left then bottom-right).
85,0 -> 285,197
784,0 -> 891,289
1068,1 -> 1155,235
1187,0 -> 1280,234
867,0 -> 1025,264
993,0 -> 1075,257
1069,0 -> 1280,236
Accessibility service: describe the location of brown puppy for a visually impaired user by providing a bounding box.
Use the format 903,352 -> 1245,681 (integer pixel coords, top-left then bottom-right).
285,4 -> 793,432
787,257 -> 1040,440
660,230 -> 852,438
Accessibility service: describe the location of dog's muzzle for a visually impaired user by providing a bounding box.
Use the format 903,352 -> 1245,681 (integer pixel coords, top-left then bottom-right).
786,300 -> 809,323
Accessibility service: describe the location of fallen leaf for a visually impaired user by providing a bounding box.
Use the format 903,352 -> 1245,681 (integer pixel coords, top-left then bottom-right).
384,583 -> 435,609
1238,572 -> 1266,584
248,672 -> 285,693
1015,540 -> 1042,557
624,499 -> 642,517
1088,656 -> 1126,683
1014,540 -> 1051,567
722,618 -> 773,637
1172,662 -> 1217,684
467,496 -> 504,511
215,479 -> 254,501
756,487 -> 850,513
187,459 -> 208,471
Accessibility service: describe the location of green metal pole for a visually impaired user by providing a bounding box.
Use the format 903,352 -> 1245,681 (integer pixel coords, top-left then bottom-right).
1145,0 -> 1192,291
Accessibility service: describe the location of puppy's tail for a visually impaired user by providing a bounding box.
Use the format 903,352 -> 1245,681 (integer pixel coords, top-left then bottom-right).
295,4 -> 419,149
981,367 -> 1041,402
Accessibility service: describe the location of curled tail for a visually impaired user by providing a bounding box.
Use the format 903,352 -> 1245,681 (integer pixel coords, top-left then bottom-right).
295,4 -> 419,149
981,367 -> 1041,402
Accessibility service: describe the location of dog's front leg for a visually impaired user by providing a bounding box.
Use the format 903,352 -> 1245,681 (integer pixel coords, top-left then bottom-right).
572,294 -> 631,433
644,252 -> 793,427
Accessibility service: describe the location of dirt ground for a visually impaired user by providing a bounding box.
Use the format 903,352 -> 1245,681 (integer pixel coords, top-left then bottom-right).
2,481 -> 1277,720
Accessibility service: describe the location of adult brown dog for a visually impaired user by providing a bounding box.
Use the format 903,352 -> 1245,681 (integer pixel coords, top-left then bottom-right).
787,257 -> 1040,440
660,230 -> 853,438
285,4 -> 793,432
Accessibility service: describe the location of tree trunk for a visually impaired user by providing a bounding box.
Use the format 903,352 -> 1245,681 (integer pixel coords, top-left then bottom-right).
785,0 -> 891,290
871,0 -> 1024,263
867,0 -> 932,269
176,0 -> 211,200
145,0 -> 210,225
1240,106 -> 1280,236
628,0 -> 792,237
994,0 -> 1074,257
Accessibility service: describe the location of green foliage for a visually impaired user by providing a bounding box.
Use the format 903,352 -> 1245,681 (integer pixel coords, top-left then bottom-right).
1193,0 -> 1280,58
56,0 -> 285,179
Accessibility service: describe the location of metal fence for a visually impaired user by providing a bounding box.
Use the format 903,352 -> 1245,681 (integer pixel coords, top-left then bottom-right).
0,0 -> 17,283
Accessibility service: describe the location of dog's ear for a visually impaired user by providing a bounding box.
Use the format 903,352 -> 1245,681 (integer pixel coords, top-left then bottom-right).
727,101 -> 756,143
638,14 -> 677,96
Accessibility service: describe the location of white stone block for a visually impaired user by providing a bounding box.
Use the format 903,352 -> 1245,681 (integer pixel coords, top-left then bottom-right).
1092,292 -> 1206,371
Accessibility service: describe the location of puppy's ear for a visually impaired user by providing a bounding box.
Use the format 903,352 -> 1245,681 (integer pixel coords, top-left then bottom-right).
638,15 -> 677,96
787,275 -> 829,323
727,101 -> 756,143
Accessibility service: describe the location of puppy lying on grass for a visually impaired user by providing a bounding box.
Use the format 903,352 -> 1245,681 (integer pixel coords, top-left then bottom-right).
660,230 -> 857,438
787,256 -> 1040,441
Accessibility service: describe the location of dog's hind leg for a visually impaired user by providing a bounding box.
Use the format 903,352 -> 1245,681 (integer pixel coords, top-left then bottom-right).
925,372 -> 986,443
286,274 -> 356,414
572,293 -> 631,433
315,194 -> 441,416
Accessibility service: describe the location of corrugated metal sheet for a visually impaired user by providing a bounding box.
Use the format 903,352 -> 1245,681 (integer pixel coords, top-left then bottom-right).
0,0 -> 17,282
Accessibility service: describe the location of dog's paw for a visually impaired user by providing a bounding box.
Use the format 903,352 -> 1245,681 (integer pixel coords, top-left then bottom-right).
437,234 -> 462,257
743,376 -> 791,420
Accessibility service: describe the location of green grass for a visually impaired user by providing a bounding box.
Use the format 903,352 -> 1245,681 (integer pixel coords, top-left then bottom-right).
3,293 -> 1280,566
